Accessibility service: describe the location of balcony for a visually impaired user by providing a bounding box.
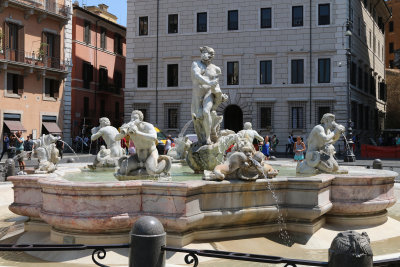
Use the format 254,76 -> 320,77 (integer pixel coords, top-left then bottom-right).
0,48 -> 69,73
1,0 -> 70,19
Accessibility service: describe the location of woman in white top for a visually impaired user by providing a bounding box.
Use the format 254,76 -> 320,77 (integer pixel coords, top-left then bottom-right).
164,135 -> 172,155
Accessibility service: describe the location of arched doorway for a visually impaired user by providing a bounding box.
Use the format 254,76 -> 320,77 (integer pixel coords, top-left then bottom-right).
223,105 -> 243,133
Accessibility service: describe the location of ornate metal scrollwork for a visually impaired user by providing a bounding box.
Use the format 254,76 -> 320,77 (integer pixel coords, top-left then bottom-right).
184,252 -> 199,267
92,248 -> 109,267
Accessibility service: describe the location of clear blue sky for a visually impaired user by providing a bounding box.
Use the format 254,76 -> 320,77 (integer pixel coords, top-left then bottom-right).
78,0 -> 127,26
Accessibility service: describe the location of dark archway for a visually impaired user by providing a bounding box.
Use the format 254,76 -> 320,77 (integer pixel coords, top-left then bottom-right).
223,105 -> 243,133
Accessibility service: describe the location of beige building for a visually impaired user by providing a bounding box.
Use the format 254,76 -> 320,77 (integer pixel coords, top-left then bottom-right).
126,0 -> 390,151
0,0 -> 73,150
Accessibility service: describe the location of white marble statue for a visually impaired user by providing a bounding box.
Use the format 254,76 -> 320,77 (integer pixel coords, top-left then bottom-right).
191,46 -> 228,145
32,134 -> 61,173
90,117 -> 125,169
115,110 -> 171,178
167,136 -> 192,160
237,122 -> 264,144
204,136 -> 278,181
297,113 -> 346,174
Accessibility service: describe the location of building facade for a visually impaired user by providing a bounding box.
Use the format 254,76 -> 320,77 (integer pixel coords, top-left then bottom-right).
0,0 -> 72,149
385,0 -> 399,69
126,0 -> 390,151
71,3 -> 125,138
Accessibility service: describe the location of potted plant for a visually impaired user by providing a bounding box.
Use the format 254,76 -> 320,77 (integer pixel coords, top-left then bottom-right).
35,42 -> 47,66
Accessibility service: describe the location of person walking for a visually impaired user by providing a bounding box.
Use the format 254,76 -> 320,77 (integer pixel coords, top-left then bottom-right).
271,134 -> 279,154
56,137 -> 64,159
294,136 -> 306,162
0,134 -> 10,161
24,134 -> 34,160
15,131 -> 25,171
164,135 -> 172,155
261,135 -> 270,160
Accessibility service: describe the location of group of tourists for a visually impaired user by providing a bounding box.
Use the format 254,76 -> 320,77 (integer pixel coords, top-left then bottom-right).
0,131 -> 31,171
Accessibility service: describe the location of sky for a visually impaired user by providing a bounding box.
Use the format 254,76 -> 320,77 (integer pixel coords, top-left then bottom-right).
78,0 -> 127,26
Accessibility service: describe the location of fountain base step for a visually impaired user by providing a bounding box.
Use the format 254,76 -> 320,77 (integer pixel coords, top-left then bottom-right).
326,210 -> 388,226
50,228 -> 130,245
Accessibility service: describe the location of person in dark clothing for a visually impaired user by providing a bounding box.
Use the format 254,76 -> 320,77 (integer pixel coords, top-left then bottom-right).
0,134 -> 10,161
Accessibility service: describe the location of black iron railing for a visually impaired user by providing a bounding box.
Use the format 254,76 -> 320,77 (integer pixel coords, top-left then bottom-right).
9,0 -> 69,16
0,243 -> 399,266
0,49 -> 67,71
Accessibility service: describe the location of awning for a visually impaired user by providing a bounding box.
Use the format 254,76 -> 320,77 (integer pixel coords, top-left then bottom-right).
42,122 -> 62,134
3,120 -> 26,132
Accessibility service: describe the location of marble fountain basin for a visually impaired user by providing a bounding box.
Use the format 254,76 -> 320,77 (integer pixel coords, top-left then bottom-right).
8,163 -> 398,246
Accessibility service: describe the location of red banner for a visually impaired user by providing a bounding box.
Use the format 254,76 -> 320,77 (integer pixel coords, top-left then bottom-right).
361,144 -> 400,158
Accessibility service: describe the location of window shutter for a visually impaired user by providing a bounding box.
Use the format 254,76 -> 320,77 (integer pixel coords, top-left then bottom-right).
54,34 -> 60,58
18,75 -> 24,95
4,22 -> 9,51
53,80 -> 60,98
18,26 -> 24,60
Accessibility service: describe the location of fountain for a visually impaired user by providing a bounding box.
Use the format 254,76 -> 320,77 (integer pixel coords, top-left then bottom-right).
5,47 -> 399,266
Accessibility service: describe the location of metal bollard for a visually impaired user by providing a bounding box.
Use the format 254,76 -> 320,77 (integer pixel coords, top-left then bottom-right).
328,231 -> 373,267
372,159 -> 383,169
129,216 -> 166,267
5,159 -> 16,179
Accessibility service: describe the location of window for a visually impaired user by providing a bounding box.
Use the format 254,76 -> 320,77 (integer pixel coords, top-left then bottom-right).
7,73 -> 23,95
168,14 -> 178,34
350,62 -> 357,86
137,65 -> 148,88
100,27 -> 106,49
389,42 -> 394,53
45,78 -> 60,98
370,75 -> 376,96
291,59 -> 304,84
292,6 -> 303,27
291,106 -> 305,129
389,21 -> 394,32
318,58 -> 330,83
114,71 -> 122,94
5,23 -> 24,62
164,104 -> 180,129
139,16 -> 148,36
318,4 -> 330,25
44,32 -> 60,68
83,97 -> 89,117
197,12 -> 207,32
358,66 -> 363,89
364,71 -> 369,92
228,10 -> 238,30
227,61 -> 239,85
258,104 -> 272,128
261,8 -> 272,28
114,33 -> 123,55
379,82 -> 386,101
84,21 -> 91,44
99,67 -> 108,91
260,60 -> 272,84
82,62 -> 93,89
167,64 -> 178,87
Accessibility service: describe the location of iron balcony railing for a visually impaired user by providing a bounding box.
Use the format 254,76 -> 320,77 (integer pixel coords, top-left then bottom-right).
8,0 -> 69,17
0,49 -> 68,71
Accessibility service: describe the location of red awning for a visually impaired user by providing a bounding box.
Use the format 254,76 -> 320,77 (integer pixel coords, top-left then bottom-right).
42,122 -> 62,134
3,120 -> 26,132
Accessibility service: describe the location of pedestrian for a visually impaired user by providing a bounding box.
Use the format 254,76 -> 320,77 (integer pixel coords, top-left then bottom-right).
253,138 -> 260,151
15,131 -> 25,172
261,135 -> 270,160
128,139 -> 136,155
24,134 -> 34,160
294,136 -> 306,162
164,135 -> 172,155
0,133 -> 10,161
121,136 -> 128,155
396,134 -> 400,146
271,134 -> 279,154
286,134 -> 294,155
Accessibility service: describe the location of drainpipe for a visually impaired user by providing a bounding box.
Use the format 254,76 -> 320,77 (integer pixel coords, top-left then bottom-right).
155,0 -> 160,124
309,0 -> 312,124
